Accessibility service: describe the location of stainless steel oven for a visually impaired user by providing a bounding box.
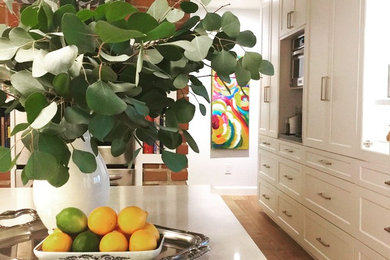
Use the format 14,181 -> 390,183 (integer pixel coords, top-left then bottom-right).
291,34 -> 304,88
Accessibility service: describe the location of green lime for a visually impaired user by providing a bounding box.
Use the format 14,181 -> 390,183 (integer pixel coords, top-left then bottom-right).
56,207 -> 87,234
71,230 -> 100,252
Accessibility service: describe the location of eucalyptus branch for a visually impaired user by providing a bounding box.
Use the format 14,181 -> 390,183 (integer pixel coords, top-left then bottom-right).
213,3 -> 231,13
194,0 -> 208,12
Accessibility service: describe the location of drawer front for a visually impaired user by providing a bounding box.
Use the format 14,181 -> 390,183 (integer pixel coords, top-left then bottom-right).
304,210 -> 354,260
259,153 -> 277,183
305,151 -> 355,181
278,159 -> 302,199
359,163 -> 390,197
277,194 -> 303,237
304,169 -> 355,231
279,143 -> 303,161
258,180 -> 277,214
359,189 -> 390,256
259,136 -> 278,152
108,169 -> 134,186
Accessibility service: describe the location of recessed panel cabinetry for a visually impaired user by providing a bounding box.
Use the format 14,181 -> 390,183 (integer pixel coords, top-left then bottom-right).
280,0 -> 306,38
303,0 -> 363,157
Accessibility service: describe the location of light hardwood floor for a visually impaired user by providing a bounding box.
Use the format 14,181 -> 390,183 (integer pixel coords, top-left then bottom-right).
222,195 -> 313,260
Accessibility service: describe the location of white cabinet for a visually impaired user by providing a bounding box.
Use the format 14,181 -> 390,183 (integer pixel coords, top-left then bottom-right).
303,0 -> 363,157
259,0 -> 279,138
280,0 -> 306,38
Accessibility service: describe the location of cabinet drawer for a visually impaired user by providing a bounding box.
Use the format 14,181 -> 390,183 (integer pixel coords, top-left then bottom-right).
358,188 -> 390,256
259,152 -> 277,183
303,209 -> 354,260
277,193 -> 303,238
279,143 -> 303,161
258,180 -> 277,215
358,163 -> 390,197
304,167 -> 356,232
278,159 -> 302,199
259,136 -> 278,152
305,151 -> 356,181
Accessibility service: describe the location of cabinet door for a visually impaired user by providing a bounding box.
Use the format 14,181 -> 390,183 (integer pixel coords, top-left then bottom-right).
303,0 -> 331,150
280,0 -> 294,36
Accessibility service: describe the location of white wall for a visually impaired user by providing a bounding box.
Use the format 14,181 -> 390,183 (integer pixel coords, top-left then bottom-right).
187,6 -> 261,195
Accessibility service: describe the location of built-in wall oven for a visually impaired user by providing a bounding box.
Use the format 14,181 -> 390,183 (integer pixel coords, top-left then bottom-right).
291,34 -> 304,88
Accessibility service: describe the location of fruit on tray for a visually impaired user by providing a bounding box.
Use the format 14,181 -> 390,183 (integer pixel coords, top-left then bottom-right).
41,206 -> 159,252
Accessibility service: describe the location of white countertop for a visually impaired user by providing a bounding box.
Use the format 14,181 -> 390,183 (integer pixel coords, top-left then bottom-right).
0,185 -> 266,260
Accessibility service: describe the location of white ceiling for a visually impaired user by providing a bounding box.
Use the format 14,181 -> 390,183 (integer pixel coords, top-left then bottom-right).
206,0 -> 261,10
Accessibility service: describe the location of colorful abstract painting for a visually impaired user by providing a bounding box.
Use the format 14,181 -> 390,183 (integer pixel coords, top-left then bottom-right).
211,71 -> 249,149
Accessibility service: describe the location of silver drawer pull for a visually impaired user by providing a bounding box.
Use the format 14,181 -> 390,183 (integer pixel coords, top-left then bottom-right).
283,175 -> 294,180
316,237 -> 330,248
384,181 -> 390,186
282,210 -> 292,217
262,164 -> 271,169
262,142 -> 271,146
318,192 -> 332,200
318,159 -> 332,166
284,149 -> 294,153
384,227 -> 390,233
262,194 -> 270,200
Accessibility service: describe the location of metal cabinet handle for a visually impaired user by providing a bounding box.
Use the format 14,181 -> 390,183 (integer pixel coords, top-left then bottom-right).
384,181 -> 390,186
318,159 -> 332,166
282,210 -> 292,217
316,237 -> 330,248
283,175 -> 294,180
318,192 -> 332,200
262,194 -> 270,200
264,86 -> 271,103
262,142 -> 271,146
262,164 -> 271,169
384,227 -> 390,233
284,149 -> 294,153
287,11 -> 294,29
320,76 -> 330,101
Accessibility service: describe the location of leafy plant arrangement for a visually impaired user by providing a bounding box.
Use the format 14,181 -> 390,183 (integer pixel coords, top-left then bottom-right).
0,0 -> 273,187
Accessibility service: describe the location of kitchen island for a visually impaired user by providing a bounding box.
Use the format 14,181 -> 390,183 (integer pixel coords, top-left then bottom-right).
0,185 -> 266,259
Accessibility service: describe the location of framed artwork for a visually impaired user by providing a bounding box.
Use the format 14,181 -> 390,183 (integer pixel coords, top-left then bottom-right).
211,71 -> 249,149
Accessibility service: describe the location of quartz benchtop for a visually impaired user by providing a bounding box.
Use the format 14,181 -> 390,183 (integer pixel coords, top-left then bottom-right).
0,185 -> 266,260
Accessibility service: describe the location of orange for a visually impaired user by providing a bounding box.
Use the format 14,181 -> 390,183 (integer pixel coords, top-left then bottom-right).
88,206 -> 117,235
99,231 -> 128,252
42,232 -> 72,252
118,206 -> 148,235
142,222 -> 160,240
129,230 -> 157,251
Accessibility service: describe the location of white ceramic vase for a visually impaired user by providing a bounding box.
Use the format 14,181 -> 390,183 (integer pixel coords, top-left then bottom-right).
33,134 -> 110,232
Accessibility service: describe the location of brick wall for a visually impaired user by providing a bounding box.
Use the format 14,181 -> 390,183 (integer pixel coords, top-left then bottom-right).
1,0 -> 190,186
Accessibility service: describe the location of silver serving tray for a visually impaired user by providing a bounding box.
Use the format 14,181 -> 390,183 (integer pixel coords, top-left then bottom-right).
0,209 -> 210,260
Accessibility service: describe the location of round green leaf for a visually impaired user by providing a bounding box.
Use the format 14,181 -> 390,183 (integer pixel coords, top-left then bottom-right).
173,74 -> 188,89
189,76 -> 210,103
96,21 -> 146,43
0,146 -> 11,172
90,137 -> 99,156
62,13 -> 96,53
76,9 -> 95,22
25,92 -> 48,124
54,4 -> 76,28
10,71 -> 45,96
184,35 -> 213,62
236,30 -> 257,47
242,52 -> 262,80
235,61 -> 251,87
155,45 -> 183,61
106,1 -> 137,22
143,21 -> 176,42
173,98 -> 195,123
182,129 -> 199,153
88,114 -> 115,141
53,73 -> 71,97
38,133 -> 71,165
64,106 -> 90,125
213,31 -> 235,51
125,98 -> 150,117
259,59 -> 275,76
202,13 -> 221,31
199,103 -> 206,116
166,8 -> 185,23
47,164 -> 69,187
86,81 -> 127,116
161,150 -> 187,172
24,151 -> 57,180
136,126 -> 158,146
30,102 -> 58,130
72,149 -> 97,173
211,50 -> 237,77
21,5 -> 39,27
92,65 -> 117,82
221,11 -> 240,37
158,129 -> 181,149
11,123 -> 29,136
127,13 -> 158,33
111,137 -> 126,157
180,2 -> 199,13
0,90 -> 7,106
